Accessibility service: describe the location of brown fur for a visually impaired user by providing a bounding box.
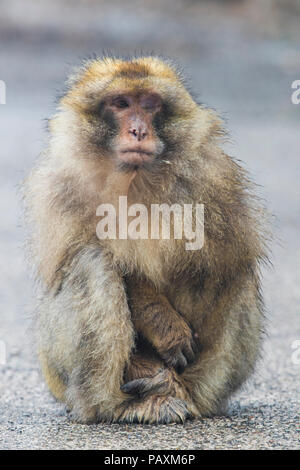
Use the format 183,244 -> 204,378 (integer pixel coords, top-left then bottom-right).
23,56 -> 269,424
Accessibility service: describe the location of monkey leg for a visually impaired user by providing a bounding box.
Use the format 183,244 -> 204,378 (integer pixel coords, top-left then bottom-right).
180,277 -> 264,417
126,277 -> 198,373
37,245 -> 135,424
39,352 -> 68,403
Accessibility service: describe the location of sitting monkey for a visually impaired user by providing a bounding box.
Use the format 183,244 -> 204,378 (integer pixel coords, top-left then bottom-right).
23,56 -> 268,423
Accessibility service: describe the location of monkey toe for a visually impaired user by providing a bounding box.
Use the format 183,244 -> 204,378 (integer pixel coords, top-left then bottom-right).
157,397 -> 192,424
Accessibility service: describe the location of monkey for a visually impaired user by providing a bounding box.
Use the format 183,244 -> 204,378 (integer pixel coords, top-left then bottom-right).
23,56 -> 269,424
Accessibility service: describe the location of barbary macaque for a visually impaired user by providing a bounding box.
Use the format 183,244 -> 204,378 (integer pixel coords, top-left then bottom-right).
24,56 -> 268,423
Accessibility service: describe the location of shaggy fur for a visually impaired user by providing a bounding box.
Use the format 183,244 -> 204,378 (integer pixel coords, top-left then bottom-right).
23,56 -> 269,424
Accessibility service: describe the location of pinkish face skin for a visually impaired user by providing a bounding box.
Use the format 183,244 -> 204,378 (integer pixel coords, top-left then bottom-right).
103,92 -> 163,167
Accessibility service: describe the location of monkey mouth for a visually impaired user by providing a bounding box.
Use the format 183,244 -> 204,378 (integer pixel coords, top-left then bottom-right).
119,149 -> 154,167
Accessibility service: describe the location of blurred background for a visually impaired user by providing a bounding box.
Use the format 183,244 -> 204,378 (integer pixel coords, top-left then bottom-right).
0,0 -> 299,449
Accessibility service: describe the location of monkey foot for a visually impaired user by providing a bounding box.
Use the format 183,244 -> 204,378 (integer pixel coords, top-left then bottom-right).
115,395 -> 192,424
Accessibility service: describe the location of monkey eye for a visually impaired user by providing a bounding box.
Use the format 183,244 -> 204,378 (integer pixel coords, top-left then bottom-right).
111,96 -> 130,109
141,93 -> 162,111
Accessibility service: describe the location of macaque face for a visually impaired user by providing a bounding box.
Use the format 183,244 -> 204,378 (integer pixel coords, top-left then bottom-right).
97,91 -> 165,169
62,59 -> 200,173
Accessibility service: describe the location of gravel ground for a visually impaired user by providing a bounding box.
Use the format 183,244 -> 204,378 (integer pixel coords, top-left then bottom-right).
0,0 -> 299,450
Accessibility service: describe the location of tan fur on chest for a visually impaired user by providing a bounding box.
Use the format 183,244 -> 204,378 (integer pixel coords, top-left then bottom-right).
102,237 -> 176,287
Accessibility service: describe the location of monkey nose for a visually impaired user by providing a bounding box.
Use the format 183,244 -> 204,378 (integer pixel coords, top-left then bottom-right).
128,126 -> 148,141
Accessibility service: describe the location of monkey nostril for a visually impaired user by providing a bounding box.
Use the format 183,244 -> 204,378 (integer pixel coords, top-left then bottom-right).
129,128 -> 138,138
129,127 -> 147,141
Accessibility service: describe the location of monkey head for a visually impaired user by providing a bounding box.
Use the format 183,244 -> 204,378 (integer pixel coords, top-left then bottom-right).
55,57 -> 218,175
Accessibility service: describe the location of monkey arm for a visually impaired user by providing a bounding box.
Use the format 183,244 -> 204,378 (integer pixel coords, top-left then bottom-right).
126,277 -> 197,373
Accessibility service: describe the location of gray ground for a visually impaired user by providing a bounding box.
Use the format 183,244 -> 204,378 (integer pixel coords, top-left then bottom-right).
0,0 -> 299,450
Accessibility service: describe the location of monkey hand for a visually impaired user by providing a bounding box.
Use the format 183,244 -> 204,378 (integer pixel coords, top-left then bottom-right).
126,278 -> 198,373
154,323 -> 198,374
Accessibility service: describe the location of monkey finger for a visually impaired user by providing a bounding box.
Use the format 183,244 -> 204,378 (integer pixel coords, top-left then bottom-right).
121,375 -> 166,398
182,343 -> 195,364
121,378 -> 150,397
191,336 -> 200,354
192,339 -> 198,354
168,351 -> 188,374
